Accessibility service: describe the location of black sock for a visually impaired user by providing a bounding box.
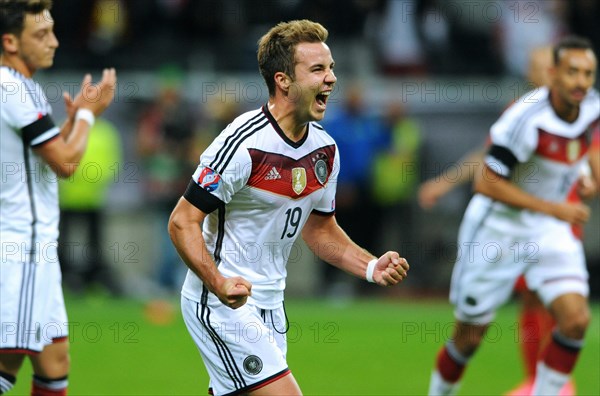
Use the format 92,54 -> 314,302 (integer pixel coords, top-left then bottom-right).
0,371 -> 16,394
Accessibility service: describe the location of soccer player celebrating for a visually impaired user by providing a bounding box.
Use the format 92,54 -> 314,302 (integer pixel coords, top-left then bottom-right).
0,1 -> 116,394
428,35 -> 598,396
169,20 -> 409,396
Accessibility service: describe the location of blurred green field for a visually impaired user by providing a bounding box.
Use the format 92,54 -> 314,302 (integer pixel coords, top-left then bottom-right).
10,295 -> 599,395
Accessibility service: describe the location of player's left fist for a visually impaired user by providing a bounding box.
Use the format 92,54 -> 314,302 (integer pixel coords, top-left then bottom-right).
374,251 -> 409,287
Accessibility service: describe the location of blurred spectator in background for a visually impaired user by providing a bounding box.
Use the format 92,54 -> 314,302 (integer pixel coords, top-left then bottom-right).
192,98 -> 242,157
320,82 -> 388,296
415,0 -> 451,74
298,0 -> 382,38
498,0 -> 567,79
566,0 -> 600,57
59,118 -> 123,296
446,0 -> 503,75
87,0 -> 129,56
136,65 -> 195,294
373,0 -> 427,75
372,102 -> 423,280
51,0 -> 132,70
43,0 -> 596,77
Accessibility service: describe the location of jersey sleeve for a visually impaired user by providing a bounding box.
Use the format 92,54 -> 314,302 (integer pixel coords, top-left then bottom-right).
484,106 -> 537,177
312,144 -> 339,215
184,126 -> 252,213
1,80 -> 59,147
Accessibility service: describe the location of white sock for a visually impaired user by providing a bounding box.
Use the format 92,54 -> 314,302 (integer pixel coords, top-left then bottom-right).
531,362 -> 570,395
428,370 -> 459,396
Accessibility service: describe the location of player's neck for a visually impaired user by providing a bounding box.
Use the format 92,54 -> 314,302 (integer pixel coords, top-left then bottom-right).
0,54 -> 34,78
267,100 -> 308,142
549,89 -> 579,123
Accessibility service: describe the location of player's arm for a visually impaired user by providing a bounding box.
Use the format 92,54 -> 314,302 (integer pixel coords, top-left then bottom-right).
301,212 -> 409,286
590,133 -> 600,187
168,196 -> 251,309
34,69 -> 117,178
418,147 -> 485,209
57,91 -> 77,139
474,163 -> 590,225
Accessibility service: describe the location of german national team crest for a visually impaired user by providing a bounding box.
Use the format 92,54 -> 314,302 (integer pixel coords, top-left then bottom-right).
292,167 -> 306,195
243,355 -> 263,375
314,159 -> 328,185
567,140 -> 581,162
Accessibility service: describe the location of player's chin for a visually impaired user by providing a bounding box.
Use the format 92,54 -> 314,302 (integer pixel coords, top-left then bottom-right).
310,103 -> 327,118
39,59 -> 54,69
229,301 -> 246,310
310,111 -> 326,122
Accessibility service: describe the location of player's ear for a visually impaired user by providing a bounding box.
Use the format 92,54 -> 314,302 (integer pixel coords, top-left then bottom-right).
1,33 -> 19,54
274,72 -> 291,93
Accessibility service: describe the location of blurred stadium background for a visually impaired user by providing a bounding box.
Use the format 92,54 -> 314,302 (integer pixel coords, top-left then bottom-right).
12,0 -> 600,394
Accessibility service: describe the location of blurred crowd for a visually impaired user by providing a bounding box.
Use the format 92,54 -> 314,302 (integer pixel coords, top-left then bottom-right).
50,0 -> 599,77
51,0 -> 600,298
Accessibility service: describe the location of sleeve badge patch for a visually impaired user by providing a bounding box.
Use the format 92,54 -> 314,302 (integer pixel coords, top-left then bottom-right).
197,167 -> 221,192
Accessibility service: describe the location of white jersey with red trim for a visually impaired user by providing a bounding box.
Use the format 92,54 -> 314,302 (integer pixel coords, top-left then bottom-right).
481,86 -> 599,236
1,66 -> 61,260
181,104 -> 339,308
1,67 -> 68,354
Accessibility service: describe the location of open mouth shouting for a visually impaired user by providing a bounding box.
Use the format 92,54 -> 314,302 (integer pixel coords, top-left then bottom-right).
316,90 -> 331,110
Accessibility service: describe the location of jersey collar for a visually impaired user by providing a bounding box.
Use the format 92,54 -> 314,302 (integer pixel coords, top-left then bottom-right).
261,104 -> 309,149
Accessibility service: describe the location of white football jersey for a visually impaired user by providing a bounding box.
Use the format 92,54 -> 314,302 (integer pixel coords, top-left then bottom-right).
480,86 -> 599,235
181,105 -> 339,308
1,66 -> 61,261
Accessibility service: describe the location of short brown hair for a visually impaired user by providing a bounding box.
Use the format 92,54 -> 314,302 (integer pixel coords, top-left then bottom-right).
257,19 -> 328,97
0,0 -> 52,38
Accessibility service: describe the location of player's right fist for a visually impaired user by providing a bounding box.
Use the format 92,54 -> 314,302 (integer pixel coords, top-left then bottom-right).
216,276 -> 252,309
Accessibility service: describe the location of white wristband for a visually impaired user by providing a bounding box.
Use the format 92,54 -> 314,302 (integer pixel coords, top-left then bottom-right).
75,108 -> 95,127
366,259 -> 377,283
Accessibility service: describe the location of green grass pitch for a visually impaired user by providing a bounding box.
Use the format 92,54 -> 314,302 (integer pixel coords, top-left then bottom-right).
9,295 -> 599,395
